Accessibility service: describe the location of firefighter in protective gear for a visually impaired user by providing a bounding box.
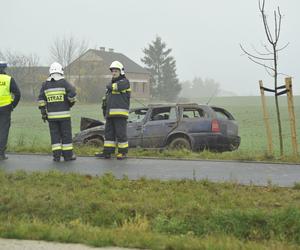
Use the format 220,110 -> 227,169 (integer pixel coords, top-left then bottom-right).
96,61 -> 131,160
38,62 -> 77,162
0,61 -> 21,160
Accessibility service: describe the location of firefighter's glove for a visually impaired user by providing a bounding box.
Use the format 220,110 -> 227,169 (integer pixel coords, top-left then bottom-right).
106,84 -> 112,91
42,114 -> 48,123
40,109 -> 48,123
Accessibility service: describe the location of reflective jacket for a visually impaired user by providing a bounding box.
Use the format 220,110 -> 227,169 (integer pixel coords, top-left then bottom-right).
104,75 -> 131,119
0,73 -> 21,109
38,78 -> 76,120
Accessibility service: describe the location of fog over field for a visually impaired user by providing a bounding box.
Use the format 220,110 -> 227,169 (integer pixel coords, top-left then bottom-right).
1,0 -> 299,96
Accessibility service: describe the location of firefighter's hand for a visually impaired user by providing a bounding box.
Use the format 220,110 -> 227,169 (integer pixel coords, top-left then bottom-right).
41,113 -> 48,123
69,101 -> 75,108
106,84 -> 112,91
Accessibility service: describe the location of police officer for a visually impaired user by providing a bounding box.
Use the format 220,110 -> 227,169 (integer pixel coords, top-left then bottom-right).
96,61 -> 131,160
0,61 -> 21,160
38,62 -> 77,162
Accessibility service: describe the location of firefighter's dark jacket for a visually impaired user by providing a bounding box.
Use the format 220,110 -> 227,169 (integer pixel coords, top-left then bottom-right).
38,78 -> 77,120
102,75 -> 131,119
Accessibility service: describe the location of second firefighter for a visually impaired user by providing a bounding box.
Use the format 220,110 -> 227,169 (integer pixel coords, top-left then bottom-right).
96,61 -> 131,160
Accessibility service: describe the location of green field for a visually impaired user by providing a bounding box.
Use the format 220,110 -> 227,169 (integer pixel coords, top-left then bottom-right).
7,96 -> 300,160
1,171 -> 300,249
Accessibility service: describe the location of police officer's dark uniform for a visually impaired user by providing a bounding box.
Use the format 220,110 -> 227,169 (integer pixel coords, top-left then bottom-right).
38,63 -> 77,162
97,61 -> 131,160
0,61 -> 21,160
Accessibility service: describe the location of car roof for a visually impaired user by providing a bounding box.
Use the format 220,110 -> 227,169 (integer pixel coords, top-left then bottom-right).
130,103 -> 221,111
147,103 -> 204,108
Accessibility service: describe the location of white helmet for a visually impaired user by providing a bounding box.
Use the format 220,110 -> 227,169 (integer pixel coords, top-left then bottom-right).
109,61 -> 125,75
49,62 -> 64,75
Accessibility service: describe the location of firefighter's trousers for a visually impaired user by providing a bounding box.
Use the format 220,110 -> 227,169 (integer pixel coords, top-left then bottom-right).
48,119 -> 73,160
103,117 -> 128,155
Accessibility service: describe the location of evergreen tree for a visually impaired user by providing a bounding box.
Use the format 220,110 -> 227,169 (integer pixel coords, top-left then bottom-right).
141,36 -> 181,101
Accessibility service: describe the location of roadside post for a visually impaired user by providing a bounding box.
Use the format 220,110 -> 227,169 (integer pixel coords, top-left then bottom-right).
259,80 -> 273,154
285,77 -> 298,156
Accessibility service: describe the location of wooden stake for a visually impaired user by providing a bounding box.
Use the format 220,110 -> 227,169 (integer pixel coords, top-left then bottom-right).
259,80 -> 273,154
285,77 -> 298,156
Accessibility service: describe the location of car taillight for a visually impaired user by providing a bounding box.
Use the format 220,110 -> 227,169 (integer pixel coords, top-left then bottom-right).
211,119 -> 220,133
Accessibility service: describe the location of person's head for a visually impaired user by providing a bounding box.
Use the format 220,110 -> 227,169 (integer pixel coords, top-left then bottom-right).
49,62 -> 64,76
0,61 -> 8,74
109,61 -> 125,78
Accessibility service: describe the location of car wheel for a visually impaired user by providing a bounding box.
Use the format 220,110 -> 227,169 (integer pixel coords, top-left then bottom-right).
85,137 -> 104,147
168,137 -> 191,150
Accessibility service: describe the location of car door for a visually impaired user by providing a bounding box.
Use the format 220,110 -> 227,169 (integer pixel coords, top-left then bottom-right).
142,106 -> 178,148
127,108 -> 148,147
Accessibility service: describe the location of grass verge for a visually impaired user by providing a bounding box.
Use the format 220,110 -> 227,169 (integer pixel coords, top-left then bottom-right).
1,171 -> 300,249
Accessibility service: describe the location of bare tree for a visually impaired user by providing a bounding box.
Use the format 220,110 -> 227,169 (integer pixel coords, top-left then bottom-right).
50,35 -> 88,78
240,0 -> 289,156
0,50 -> 43,100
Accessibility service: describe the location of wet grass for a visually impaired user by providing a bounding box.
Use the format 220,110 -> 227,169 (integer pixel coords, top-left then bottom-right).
1,171 -> 300,249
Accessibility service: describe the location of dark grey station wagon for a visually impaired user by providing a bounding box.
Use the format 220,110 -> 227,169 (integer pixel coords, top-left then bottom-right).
73,103 -> 241,152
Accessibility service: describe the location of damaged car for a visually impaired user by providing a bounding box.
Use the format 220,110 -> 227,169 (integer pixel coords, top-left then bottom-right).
73,103 -> 241,152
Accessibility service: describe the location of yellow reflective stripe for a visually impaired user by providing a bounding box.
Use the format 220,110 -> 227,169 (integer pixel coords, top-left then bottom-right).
52,144 -> 62,151
44,88 -> 65,93
48,114 -> 71,119
48,111 -> 71,119
62,144 -> 73,151
109,112 -> 129,116
109,111 -> 129,116
111,88 -> 131,94
38,100 -> 46,107
118,142 -> 129,148
112,83 -> 118,91
104,140 -> 116,148
45,91 -> 66,96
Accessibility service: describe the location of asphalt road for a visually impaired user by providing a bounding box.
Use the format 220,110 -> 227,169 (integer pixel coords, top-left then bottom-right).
0,154 -> 300,187
0,238 -> 137,250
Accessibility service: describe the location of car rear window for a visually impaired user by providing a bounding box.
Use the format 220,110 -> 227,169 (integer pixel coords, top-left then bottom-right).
212,108 -> 235,120
182,108 -> 208,119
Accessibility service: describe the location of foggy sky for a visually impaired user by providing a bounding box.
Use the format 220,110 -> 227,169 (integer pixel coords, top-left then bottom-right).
2,0 -> 300,95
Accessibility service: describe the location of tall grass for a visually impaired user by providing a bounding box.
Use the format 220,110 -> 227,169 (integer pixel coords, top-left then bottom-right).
1,171 -> 300,249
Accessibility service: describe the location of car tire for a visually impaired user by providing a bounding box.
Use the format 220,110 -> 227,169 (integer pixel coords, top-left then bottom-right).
85,137 -> 104,147
168,137 -> 191,150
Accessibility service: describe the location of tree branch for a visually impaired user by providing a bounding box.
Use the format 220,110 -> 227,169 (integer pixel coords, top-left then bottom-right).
251,44 -> 273,56
276,42 -> 289,52
240,44 -> 273,60
247,56 -> 275,71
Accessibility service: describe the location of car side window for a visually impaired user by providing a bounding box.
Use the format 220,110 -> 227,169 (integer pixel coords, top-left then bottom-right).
128,109 -> 148,123
150,107 -> 177,121
182,108 -> 207,119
